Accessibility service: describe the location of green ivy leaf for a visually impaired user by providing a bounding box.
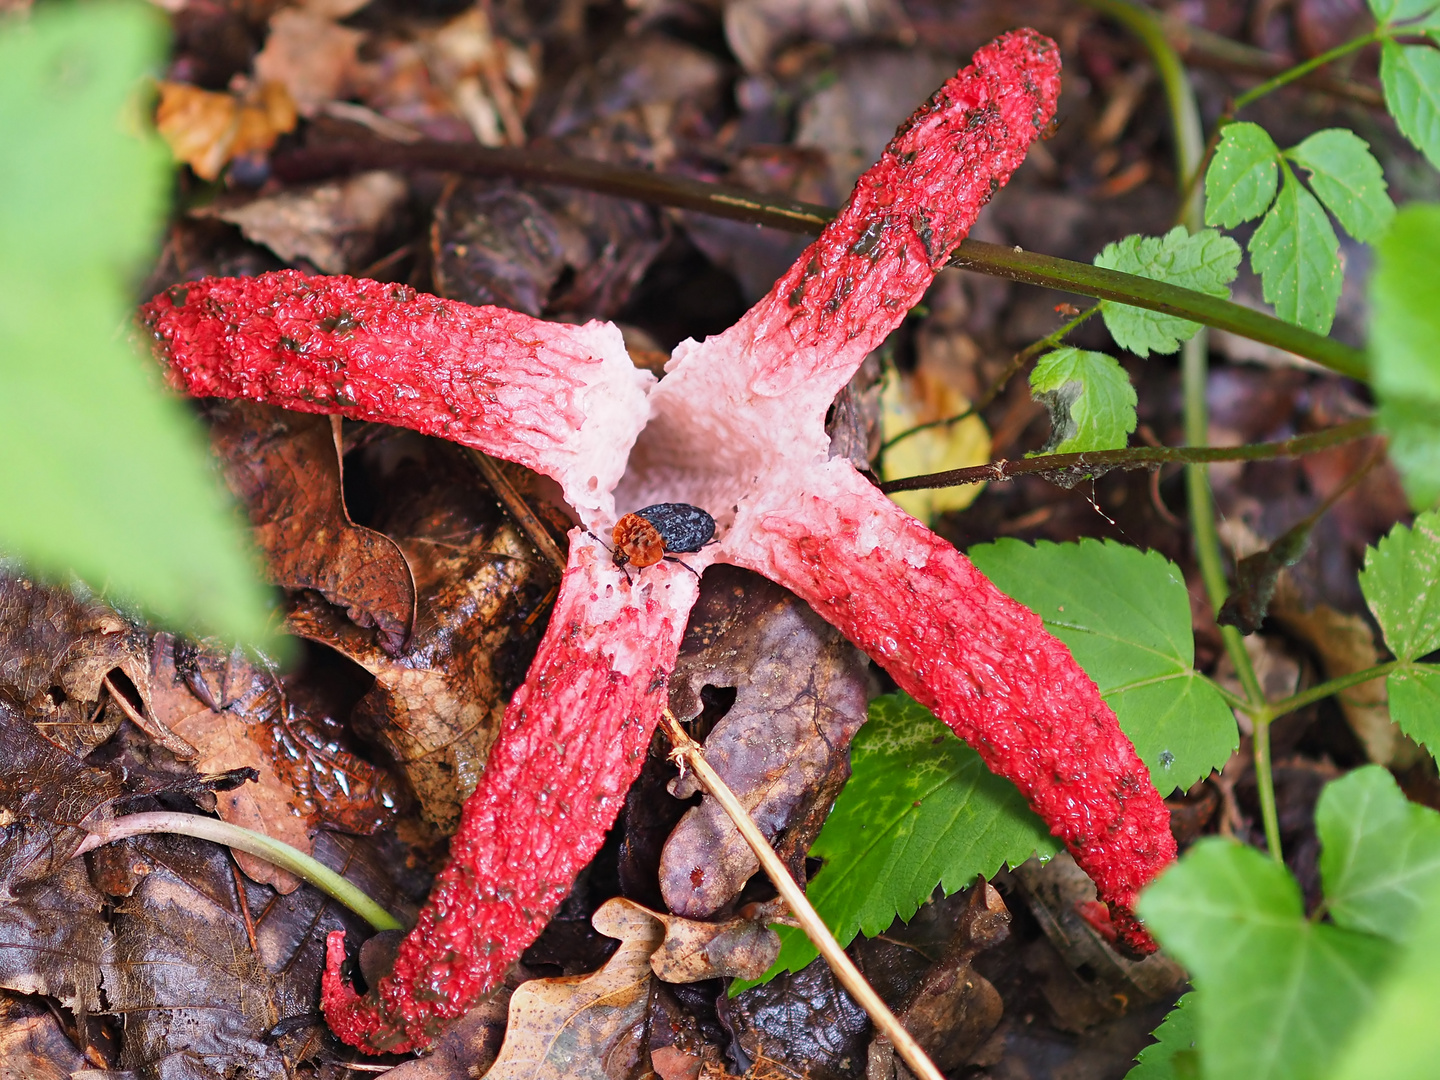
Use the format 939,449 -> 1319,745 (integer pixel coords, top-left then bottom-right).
1317,766 -> 1440,941
1249,169 -> 1343,333
0,3 -> 272,643
1095,227 -> 1242,356
1125,993 -> 1201,1080
1369,203 -> 1440,509
1329,875 -> 1440,1080
1359,509 -> 1440,662
1381,41 -> 1440,170
1205,122 -> 1280,228
1138,839 -> 1396,1080
967,539 -> 1238,794
1028,348 -> 1137,453
1285,129 -> 1396,243
744,693 -> 1057,985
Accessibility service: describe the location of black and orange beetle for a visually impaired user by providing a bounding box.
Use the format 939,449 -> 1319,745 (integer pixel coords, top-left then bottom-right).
610,503 -> 715,574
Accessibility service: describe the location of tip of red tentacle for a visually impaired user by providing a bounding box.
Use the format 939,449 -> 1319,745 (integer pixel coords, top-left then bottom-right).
322,930 -> 425,1055
1077,899 -> 1160,957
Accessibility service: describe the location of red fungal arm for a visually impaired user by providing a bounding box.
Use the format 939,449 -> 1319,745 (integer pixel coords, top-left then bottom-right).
718,29 -> 1058,400
635,29 -> 1062,503
731,464 -> 1174,954
142,271 -> 652,523
323,534 -> 700,1053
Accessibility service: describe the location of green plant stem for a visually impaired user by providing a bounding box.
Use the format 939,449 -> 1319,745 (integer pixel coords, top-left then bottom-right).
74,811 -> 404,932
1266,661 -> 1402,721
878,417 -> 1373,492
274,144 -> 1370,381
1080,0 -> 1206,223
882,306 -> 1098,452
951,242 -> 1366,379
1233,30 -> 1381,111
1097,0 -> 1284,861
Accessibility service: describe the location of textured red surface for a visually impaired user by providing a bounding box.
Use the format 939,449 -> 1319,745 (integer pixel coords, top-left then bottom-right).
734,464 -> 1174,953
145,28 -> 1175,1054
142,272 -> 650,523
323,536 -> 699,1052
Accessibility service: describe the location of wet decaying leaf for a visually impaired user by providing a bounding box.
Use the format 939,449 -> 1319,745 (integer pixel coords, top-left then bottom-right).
100,828 -> 394,1078
288,431 -> 555,830
0,701 -> 122,896
0,709 -> 113,1014
661,566 -> 871,918
484,898 -> 662,1080
0,993 -> 89,1079
866,882 -> 1010,1077
719,959 -> 872,1080
433,178 -> 670,320
206,400 -> 416,653
145,635 -> 400,892
0,572 -> 157,756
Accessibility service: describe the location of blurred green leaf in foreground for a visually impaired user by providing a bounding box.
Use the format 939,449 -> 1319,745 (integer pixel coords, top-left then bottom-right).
0,1 -> 272,643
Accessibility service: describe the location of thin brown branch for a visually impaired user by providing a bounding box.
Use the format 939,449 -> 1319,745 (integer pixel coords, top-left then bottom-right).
879,417 -> 1375,493
465,448 -> 570,574
656,708 -> 945,1080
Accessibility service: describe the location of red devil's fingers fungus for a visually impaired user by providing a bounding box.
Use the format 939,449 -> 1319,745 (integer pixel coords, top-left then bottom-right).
144,28 -> 1173,1056
144,272 -> 652,524
323,537 -> 699,1052
731,464 -> 1174,953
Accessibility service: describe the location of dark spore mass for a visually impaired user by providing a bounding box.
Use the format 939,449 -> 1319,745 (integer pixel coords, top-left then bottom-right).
636,503 -> 715,554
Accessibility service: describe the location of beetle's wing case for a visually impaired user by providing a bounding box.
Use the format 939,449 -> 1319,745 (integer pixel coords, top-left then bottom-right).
635,503 -> 716,553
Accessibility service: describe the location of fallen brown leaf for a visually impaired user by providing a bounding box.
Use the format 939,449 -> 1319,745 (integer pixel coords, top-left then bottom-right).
648,905 -> 781,984
147,635 -> 399,892
154,80 -> 297,182
207,401 -> 416,653
288,432 -> 556,830
253,7 -> 363,116
660,566 -> 871,918
0,572 -> 158,756
485,897 -> 662,1080
0,994 -> 89,1079
204,171 -> 410,276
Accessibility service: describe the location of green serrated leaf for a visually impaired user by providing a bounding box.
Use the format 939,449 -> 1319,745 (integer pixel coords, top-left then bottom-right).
1370,203 -> 1440,509
1369,0 -> 1440,26
1028,348 -> 1137,453
1249,169 -> 1343,333
1205,123 -> 1280,228
744,693 -> 1057,985
1382,41 -> 1440,170
1389,663 -> 1440,752
0,3 -> 272,643
1126,993 -> 1201,1080
1318,765 -> 1440,941
1359,508 -> 1440,662
1138,839 -> 1396,1080
967,539 -> 1238,794
1330,874 -> 1440,1080
1285,129 -> 1396,243
1095,227 -> 1242,356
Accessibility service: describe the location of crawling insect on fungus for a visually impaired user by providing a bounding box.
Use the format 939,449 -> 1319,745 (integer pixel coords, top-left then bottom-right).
612,503 -> 716,574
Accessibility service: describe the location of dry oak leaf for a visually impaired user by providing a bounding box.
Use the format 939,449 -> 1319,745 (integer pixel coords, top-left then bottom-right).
485,898 -> 662,1080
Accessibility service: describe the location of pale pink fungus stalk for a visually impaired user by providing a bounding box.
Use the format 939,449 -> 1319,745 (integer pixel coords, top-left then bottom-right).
144,29 -> 1173,1055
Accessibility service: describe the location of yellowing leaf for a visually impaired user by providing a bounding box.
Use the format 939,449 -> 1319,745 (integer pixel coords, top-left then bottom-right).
880,366 -> 990,524
155,80 -> 297,181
